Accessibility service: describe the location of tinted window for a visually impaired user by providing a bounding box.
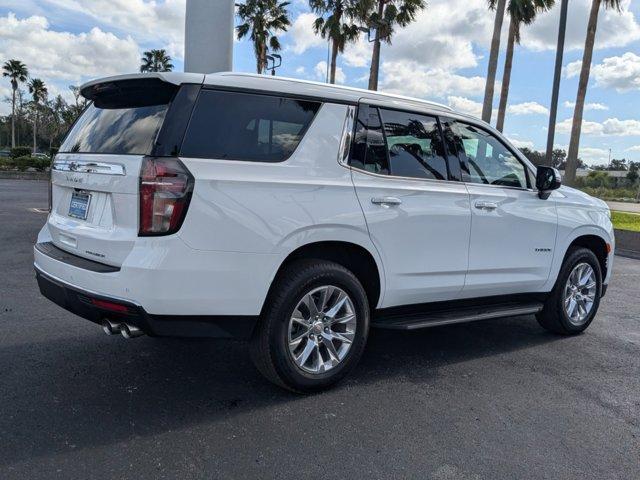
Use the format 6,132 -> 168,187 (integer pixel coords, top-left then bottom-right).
180,90 -> 320,162
379,108 -> 448,180
348,105 -> 389,174
451,122 -> 528,188
60,103 -> 167,155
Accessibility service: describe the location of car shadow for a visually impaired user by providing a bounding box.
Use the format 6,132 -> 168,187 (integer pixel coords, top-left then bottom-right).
0,314 -> 561,467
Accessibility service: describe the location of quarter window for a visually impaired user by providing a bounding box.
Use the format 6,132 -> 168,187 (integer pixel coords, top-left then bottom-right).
379,108 -> 448,180
180,90 -> 320,162
451,122 -> 528,188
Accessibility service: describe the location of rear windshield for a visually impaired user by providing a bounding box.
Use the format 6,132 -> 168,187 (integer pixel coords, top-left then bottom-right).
59,102 -> 168,155
180,90 -> 320,162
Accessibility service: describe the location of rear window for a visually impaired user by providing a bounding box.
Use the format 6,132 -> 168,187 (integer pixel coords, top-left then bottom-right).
59,103 -> 167,155
180,90 -> 320,162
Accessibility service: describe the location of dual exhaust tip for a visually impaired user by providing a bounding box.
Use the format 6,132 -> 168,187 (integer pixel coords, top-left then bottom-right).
102,319 -> 144,339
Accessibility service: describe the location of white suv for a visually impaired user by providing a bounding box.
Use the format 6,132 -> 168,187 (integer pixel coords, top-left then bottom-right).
35,73 -> 614,392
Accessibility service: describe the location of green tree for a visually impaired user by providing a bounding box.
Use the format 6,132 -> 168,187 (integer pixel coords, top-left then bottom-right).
236,0 -> 291,74
495,0 -> 554,132
365,0 -> 426,91
2,59 -> 28,148
28,78 -> 47,153
310,0 -> 372,84
627,161 -> 639,184
564,0 -> 622,186
139,49 -> 174,73
481,0 -> 506,123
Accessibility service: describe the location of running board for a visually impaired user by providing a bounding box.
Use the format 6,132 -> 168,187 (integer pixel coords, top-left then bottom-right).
372,302 -> 544,330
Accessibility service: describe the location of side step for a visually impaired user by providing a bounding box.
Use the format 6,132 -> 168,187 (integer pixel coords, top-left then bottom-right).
372,302 -> 544,330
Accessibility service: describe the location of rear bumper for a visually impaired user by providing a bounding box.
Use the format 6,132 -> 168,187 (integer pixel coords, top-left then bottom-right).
35,267 -> 258,339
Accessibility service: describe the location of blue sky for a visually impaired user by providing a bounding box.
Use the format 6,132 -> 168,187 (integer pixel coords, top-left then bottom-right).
1,0 -> 639,165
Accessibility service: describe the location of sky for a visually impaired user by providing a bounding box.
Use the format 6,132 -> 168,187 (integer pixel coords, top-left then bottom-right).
1,0 -> 639,166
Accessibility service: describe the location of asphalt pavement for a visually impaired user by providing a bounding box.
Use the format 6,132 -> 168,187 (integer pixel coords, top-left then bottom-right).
1,179 -> 639,480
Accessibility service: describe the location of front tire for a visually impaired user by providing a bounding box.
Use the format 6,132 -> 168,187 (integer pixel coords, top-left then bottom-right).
250,259 -> 370,393
537,247 -> 602,335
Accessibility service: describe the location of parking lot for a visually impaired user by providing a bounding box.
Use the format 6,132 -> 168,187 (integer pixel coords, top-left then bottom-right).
1,179 -> 639,479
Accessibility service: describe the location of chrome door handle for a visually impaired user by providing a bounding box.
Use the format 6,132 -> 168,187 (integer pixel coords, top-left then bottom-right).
474,201 -> 498,210
371,196 -> 402,206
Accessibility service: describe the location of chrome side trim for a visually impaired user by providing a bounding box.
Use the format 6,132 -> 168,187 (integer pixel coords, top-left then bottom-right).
53,160 -> 126,176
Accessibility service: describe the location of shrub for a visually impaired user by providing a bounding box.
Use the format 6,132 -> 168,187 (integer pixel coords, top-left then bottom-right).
10,146 -> 31,159
13,155 -> 34,171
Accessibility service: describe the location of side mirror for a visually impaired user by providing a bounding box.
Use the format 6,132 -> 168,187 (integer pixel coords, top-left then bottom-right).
536,166 -> 561,199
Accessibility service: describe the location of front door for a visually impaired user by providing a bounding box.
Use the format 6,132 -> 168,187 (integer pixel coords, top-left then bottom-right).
447,120 -> 557,298
350,105 -> 471,308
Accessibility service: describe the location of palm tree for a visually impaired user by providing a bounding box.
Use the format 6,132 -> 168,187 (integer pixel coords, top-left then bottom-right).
366,0 -> 426,91
2,60 -> 28,148
310,0 -> 371,84
495,0 -> 554,132
28,78 -> 47,154
564,0 -> 621,185
236,0 -> 291,74
481,0 -> 507,123
139,49 -> 174,73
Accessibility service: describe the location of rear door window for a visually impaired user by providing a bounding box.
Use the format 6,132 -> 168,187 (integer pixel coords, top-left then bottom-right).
180,90 -> 321,162
379,108 -> 449,180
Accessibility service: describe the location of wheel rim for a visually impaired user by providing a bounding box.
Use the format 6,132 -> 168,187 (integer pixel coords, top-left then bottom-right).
563,262 -> 597,325
287,285 -> 357,375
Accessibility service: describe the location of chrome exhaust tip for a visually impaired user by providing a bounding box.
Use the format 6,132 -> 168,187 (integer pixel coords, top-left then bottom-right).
102,319 -> 121,336
120,324 -> 144,339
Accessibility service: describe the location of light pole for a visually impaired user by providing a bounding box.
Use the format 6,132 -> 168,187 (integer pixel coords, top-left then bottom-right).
184,0 -> 234,73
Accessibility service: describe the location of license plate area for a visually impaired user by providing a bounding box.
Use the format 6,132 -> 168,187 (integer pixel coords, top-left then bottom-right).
68,191 -> 91,220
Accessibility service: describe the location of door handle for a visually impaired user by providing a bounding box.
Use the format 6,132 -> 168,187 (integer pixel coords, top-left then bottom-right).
371,196 -> 402,206
474,201 -> 498,210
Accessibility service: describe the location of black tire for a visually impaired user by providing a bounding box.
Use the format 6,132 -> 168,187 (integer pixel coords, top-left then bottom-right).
250,259 -> 370,393
536,247 -> 602,335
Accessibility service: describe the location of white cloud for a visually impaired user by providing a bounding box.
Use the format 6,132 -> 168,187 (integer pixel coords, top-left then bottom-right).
591,52 -> 640,92
42,0 -> 186,59
380,61 -> 486,99
557,117 -> 640,136
522,0 -> 640,52
507,102 -> 549,116
508,138 -> 535,149
578,147 -> 610,165
626,145 -> 640,152
288,12 -> 325,55
314,61 -> 346,84
447,96 -> 483,117
563,100 -> 609,111
342,36 -> 372,68
564,60 -> 583,78
295,66 -> 306,75
0,13 -> 140,82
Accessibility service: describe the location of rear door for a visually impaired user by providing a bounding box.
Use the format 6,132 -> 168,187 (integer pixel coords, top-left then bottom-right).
350,104 -> 471,308
447,120 -> 557,297
48,78 -> 199,267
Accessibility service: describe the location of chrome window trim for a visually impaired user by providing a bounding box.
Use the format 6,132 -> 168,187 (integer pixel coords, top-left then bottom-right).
52,160 -> 126,176
337,105 -> 356,167
347,163 -> 468,187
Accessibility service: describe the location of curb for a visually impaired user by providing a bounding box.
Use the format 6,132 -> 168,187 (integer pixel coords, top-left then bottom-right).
0,171 -> 50,181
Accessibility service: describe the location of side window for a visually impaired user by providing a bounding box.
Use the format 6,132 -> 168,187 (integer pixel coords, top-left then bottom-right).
348,105 -> 389,174
450,122 -> 528,188
379,108 -> 448,180
180,90 -> 320,162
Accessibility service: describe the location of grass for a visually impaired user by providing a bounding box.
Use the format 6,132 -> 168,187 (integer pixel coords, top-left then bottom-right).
611,211 -> 640,232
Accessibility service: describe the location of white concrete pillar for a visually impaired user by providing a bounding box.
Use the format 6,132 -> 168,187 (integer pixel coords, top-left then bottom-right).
184,0 -> 234,73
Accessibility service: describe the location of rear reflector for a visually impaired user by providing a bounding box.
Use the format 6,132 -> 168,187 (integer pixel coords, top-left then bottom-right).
91,298 -> 130,313
139,157 -> 193,236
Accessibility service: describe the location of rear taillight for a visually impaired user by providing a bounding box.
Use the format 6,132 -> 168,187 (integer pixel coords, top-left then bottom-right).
139,157 -> 193,236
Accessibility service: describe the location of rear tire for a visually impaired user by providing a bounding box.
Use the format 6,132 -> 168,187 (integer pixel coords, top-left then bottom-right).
536,247 -> 602,335
250,259 -> 370,393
